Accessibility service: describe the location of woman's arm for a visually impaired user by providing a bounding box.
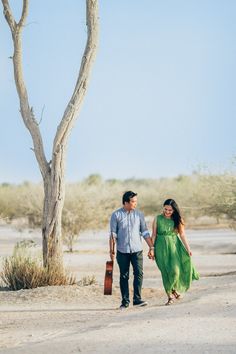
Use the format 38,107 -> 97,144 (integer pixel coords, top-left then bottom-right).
151,217 -> 157,245
178,223 -> 192,256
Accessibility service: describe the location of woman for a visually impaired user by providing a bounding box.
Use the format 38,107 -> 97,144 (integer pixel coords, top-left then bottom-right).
151,199 -> 199,305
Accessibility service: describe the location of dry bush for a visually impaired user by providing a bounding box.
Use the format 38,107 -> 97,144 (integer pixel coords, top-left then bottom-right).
0,182 -> 43,227
78,275 -> 96,286
1,172 -> 236,231
1,243 -> 76,290
62,179 -> 123,251
62,208 -> 82,252
195,173 -> 236,225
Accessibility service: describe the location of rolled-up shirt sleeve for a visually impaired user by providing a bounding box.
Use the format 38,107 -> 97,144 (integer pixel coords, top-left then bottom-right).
140,212 -> 150,238
110,212 -> 118,239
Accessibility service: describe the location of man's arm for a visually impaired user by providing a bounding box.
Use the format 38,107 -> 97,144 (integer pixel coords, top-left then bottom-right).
144,236 -> 155,260
109,212 -> 117,261
140,212 -> 154,259
109,235 -> 116,261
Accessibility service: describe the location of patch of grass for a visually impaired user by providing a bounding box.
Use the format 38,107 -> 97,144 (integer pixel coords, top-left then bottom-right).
0,243 -> 76,290
78,275 -> 96,286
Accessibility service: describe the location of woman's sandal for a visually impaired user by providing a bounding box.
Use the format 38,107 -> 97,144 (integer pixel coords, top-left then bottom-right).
165,297 -> 174,306
172,290 -> 181,299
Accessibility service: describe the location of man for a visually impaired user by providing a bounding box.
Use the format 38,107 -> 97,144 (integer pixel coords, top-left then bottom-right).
109,191 -> 154,309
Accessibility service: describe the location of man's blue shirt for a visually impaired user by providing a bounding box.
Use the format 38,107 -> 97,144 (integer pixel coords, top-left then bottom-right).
110,207 -> 150,253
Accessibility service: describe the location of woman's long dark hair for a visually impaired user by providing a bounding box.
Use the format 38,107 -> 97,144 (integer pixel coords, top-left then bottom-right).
163,199 -> 184,232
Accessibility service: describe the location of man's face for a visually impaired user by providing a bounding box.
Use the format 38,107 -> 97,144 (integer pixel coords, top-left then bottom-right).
124,196 -> 138,211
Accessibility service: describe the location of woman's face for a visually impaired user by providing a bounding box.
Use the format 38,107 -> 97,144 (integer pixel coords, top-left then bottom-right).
163,204 -> 174,218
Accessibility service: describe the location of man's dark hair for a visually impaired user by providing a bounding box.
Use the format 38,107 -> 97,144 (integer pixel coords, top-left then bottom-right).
122,191 -> 137,204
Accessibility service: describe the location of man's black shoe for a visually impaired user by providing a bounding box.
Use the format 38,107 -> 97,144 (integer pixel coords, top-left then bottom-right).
120,303 -> 129,309
133,300 -> 148,307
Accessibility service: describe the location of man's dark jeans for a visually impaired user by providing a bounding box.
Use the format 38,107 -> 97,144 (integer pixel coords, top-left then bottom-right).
116,250 -> 143,306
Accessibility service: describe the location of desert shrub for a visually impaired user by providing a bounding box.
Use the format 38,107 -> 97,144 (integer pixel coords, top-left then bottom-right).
1,171 -> 236,231
62,185 -> 98,252
15,239 -> 37,249
62,179 -> 122,251
196,173 -> 236,226
62,208 -> 81,252
0,182 -> 43,227
78,275 -> 96,286
84,174 -> 103,186
0,242 -> 76,290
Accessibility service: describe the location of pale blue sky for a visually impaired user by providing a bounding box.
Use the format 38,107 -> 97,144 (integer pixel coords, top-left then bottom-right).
1,0 -> 236,183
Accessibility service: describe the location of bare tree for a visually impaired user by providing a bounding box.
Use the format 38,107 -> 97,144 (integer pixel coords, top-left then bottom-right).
2,0 -> 99,270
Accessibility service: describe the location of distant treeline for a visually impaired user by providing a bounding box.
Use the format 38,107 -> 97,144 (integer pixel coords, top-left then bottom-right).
0,173 -> 235,232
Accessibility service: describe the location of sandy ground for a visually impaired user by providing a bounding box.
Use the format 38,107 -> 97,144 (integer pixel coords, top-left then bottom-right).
0,226 -> 236,353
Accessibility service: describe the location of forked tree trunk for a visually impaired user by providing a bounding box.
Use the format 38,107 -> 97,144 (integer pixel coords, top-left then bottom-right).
2,0 -> 99,269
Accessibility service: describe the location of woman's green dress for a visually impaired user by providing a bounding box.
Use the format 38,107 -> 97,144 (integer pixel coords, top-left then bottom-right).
154,214 -> 199,294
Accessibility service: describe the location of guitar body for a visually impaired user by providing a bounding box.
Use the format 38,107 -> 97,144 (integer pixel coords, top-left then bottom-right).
104,260 -> 113,295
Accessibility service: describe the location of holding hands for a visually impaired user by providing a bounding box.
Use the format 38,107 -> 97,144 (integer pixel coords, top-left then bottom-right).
148,247 -> 155,260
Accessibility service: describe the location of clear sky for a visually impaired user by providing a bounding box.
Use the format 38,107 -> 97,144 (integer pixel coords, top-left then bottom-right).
1,0 -> 236,183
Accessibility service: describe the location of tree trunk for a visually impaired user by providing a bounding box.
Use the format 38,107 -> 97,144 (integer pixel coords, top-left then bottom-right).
42,169 -> 65,268
2,0 -> 99,270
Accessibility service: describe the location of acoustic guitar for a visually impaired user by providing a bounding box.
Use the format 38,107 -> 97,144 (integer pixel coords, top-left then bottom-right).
104,260 -> 113,295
